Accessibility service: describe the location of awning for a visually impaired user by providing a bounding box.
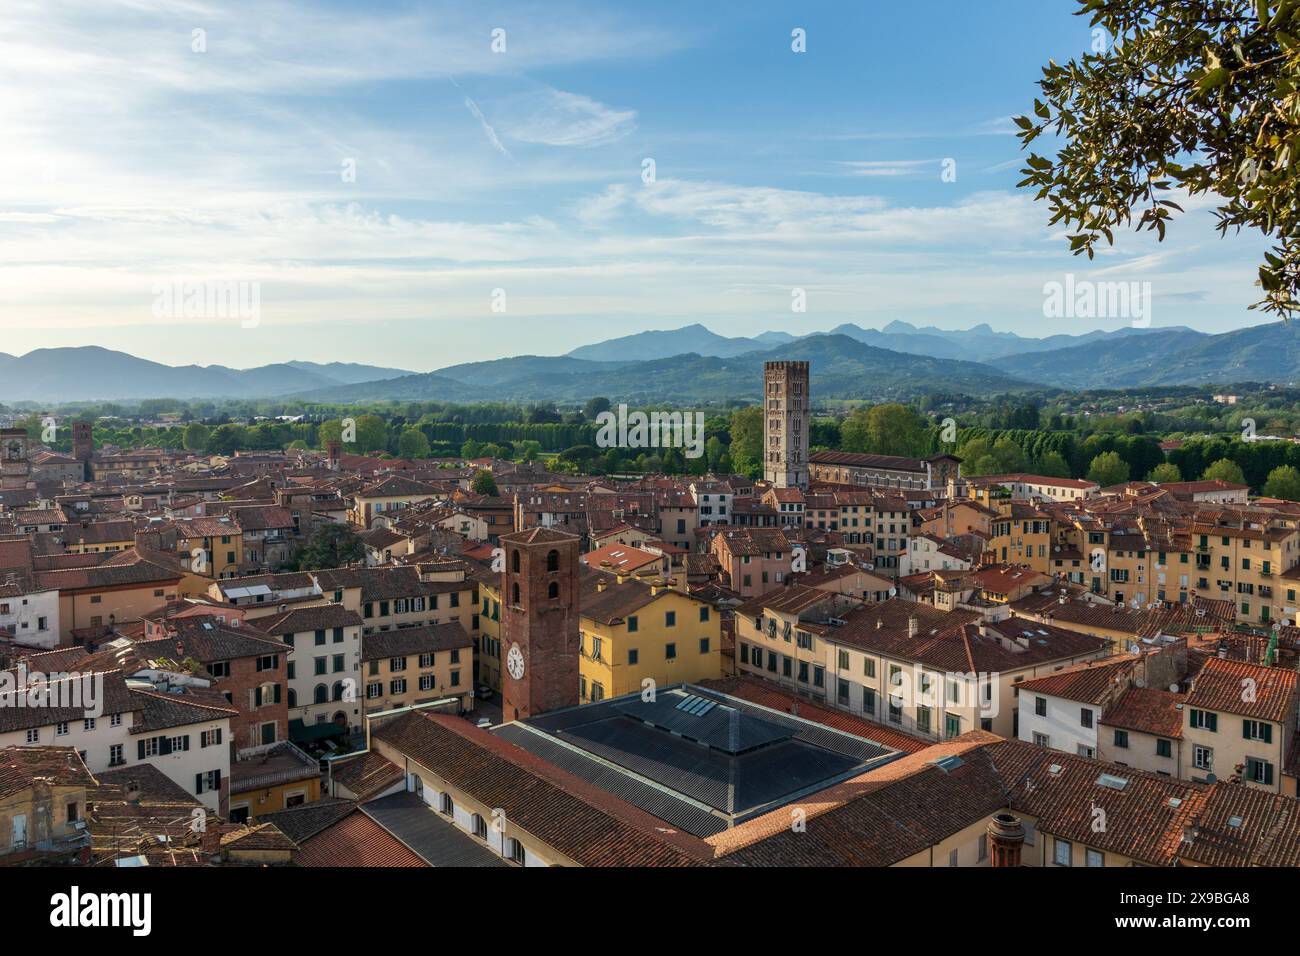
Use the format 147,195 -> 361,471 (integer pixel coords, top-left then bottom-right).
289,718 -> 347,743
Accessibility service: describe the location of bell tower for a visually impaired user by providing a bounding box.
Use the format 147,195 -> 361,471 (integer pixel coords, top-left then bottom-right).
499,527 -> 580,721
0,428 -> 31,490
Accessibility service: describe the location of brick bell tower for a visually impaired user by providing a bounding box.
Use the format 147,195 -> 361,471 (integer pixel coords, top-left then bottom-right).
499,527 -> 581,722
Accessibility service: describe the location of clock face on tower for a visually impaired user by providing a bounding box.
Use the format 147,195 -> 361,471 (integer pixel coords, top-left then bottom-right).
506,643 -> 525,681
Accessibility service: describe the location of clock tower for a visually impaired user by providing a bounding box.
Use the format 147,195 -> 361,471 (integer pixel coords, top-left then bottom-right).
499,526 -> 580,721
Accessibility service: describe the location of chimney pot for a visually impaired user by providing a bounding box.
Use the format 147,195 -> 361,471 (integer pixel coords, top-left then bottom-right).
987,812 -> 1026,867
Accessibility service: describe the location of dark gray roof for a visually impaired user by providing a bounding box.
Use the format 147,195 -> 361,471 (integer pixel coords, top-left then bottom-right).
493,722 -> 727,837
507,684 -> 902,827
361,792 -> 508,867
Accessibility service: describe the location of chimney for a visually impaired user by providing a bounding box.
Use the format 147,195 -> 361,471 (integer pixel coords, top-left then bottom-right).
124,781 -> 142,806
907,616 -> 918,639
987,812 -> 1026,867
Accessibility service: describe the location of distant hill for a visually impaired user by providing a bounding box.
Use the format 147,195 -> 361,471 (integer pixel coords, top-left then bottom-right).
0,347 -> 416,402
3,319 -> 1290,404
996,321 -> 1300,388
300,334 -> 1034,404
565,323 -> 771,362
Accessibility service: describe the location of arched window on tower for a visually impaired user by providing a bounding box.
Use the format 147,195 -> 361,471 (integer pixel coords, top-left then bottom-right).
511,550 -> 520,573
546,549 -> 559,572
547,581 -> 559,600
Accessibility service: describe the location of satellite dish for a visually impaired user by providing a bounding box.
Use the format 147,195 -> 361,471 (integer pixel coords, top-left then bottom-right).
1169,683 -> 1180,693
1205,774 -> 1217,784
888,587 -> 897,597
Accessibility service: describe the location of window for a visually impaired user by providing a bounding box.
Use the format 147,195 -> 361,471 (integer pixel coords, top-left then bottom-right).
56,722 -> 69,736
1190,709 -> 1218,732
390,679 -> 407,695
1053,838 -> 1073,867
509,838 -> 526,865
1246,757 -> 1274,786
108,744 -> 124,766
978,833 -> 987,862
1243,720 -> 1273,743
1113,729 -> 1129,749
315,630 -> 326,646
699,606 -> 709,622
699,638 -> 710,654
419,675 -> 434,691
83,718 -> 96,732
1034,696 -> 1047,717
200,729 -> 223,748
944,713 -> 961,739
366,682 -> 382,699
472,813 -> 488,839
1080,708 -> 1094,729
948,849 -> 958,867
1193,746 -> 1214,771
1033,732 -> 1050,748
1156,738 -> 1172,758
440,792 -> 454,816
1086,848 -> 1104,868
665,643 -> 676,660
627,616 -> 638,633
665,611 -> 676,627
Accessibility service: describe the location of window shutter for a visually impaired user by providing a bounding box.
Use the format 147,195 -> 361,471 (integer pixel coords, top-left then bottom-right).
274,683 -> 282,703
182,735 -> 190,751
160,737 -> 171,755
1266,764 -> 1274,785
213,768 -> 221,789
1244,720 -> 1251,740
196,773 -> 204,794
1264,724 -> 1273,744
201,732 -> 208,749
138,741 -> 146,760
216,728 -> 223,745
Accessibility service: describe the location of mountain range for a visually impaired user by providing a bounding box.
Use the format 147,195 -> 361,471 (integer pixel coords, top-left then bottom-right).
0,321 -> 1294,404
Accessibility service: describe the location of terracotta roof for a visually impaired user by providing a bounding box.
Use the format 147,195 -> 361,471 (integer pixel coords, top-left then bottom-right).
0,746 -> 94,799
294,810 -> 429,867
1101,686 -> 1186,739
373,710 -> 709,866
1185,657 -> 1299,723
360,622 -> 471,661
1016,657 -> 1135,704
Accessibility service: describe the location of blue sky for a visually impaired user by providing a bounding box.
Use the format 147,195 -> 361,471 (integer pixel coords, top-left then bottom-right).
0,0 -> 1274,371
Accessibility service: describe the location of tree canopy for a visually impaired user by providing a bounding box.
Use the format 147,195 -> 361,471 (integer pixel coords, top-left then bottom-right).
1017,0 -> 1300,317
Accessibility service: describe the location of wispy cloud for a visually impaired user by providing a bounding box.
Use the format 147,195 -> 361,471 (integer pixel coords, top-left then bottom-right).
462,97 -> 513,159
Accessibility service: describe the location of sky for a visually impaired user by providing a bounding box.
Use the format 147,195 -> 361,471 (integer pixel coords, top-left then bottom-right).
0,0 -> 1277,372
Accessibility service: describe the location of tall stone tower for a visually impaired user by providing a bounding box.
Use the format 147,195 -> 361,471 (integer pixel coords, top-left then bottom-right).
499,527 -> 581,721
763,361 -> 810,489
0,428 -> 30,490
72,421 -> 94,481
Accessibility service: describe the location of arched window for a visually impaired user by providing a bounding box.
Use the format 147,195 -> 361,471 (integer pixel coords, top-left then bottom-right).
547,581 -> 559,600
314,684 -> 328,704
411,775 -> 424,798
546,549 -> 559,572
440,792 -> 453,816
511,582 -> 520,605
471,813 -> 488,839
511,550 -> 520,573
287,688 -> 297,708
332,681 -> 345,701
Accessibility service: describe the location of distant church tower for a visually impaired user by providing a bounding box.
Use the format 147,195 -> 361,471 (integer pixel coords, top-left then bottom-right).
763,361 -> 810,490
0,428 -> 30,490
499,527 -> 581,722
72,421 -> 94,481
